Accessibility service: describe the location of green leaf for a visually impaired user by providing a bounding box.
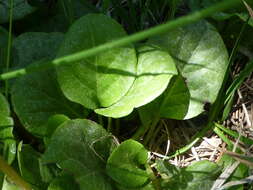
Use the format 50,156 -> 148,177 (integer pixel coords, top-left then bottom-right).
0,0 -> 35,24
95,45 -> 177,118
157,160 -> 220,190
43,114 -> 70,146
138,73 -> 190,124
106,139 -> 149,188
159,74 -> 190,119
11,33 -> 84,137
12,32 -> 64,68
17,144 -> 48,189
149,20 -> 229,119
56,14 -> 137,109
218,154 -> 248,190
0,93 -> 10,116
0,93 -> 15,165
47,175 -> 79,190
42,119 -> 117,190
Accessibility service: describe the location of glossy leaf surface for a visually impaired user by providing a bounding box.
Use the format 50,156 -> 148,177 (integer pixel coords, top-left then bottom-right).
149,21 -> 228,119
106,139 -> 149,188
56,14 -> 137,109
96,45 -> 177,118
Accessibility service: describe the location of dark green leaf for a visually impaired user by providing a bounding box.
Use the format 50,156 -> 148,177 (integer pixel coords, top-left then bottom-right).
106,139 -> 149,188
0,0 -> 35,24
158,160 -> 220,190
47,175 -> 79,190
42,119 -> 117,190
56,14 -> 137,109
17,144 -> 48,189
11,33 -> 84,137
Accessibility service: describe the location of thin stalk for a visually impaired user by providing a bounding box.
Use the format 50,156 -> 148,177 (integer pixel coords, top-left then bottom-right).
98,115 -> 104,126
213,126 -> 233,148
5,0 -> 14,96
0,155 -> 32,190
107,117 -> 112,132
143,116 -> 160,145
0,0 -> 241,81
228,16 -> 250,64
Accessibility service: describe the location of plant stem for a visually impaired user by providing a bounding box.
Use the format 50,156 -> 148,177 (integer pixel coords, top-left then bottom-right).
0,0 -> 241,81
5,0 -> 14,96
107,117 -> 112,132
143,116 -> 160,146
0,155 -> 32,190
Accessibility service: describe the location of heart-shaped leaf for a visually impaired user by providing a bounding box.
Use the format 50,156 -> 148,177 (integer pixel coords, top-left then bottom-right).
42,119 -> 117,190
149,20 -> 229,119
95,45 -> 177,118
106,139 -> 149,188
56,14 -> 137,109
11,32 -> 84,137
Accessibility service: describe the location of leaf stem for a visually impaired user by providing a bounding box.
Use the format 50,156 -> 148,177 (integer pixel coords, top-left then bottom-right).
143,116 -> 160,146
0,0 -> 241,81
0,155 -> 32,190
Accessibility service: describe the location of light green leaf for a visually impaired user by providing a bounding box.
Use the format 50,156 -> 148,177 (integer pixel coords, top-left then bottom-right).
95,45 -> 177,118
106,139 -> 149,188
56,14 -> 137,109
0,93 -> 15,165
0,93 -> 10,116
0,93 -> 16,190
138,73 -> 190,124
0,0 -> 35,24
11,33 -> 84,137
42,119 -> 117,190
149,20 -> 229,119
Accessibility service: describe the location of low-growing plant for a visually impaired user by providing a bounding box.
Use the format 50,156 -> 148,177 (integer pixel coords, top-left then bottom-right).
0,0 -> 253,189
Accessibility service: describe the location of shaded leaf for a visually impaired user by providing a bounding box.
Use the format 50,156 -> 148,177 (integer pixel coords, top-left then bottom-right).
106,139 -> 149,188
47,175 -> 78,190
56,14 -> 137,109
0,0 -> 35,24
157,160 -> 220,190
149,20 -> 229,119
42,119 -> 117,190
11,33 -> 84,137
95,45 -> 177,118
17,144 -> 48,189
